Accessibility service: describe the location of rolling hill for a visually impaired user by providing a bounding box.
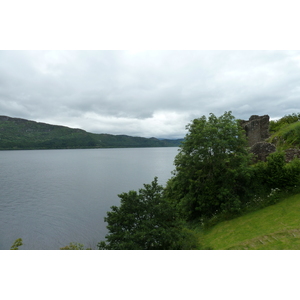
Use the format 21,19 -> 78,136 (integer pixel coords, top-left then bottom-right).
0,116 -> 183,150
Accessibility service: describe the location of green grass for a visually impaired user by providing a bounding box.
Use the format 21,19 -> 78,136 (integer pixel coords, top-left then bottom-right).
268,121 -> 300,150
196,193 -> 300,250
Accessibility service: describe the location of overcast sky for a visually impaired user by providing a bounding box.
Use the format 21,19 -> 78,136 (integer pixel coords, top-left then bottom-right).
1,50 -> 300,139
2,0 -> 300,289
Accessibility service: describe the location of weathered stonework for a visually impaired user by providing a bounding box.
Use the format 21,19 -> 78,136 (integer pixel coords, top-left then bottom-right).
240,115 -> 270,147
250,142 -> 276,162
241,115 -> 300,163
284,148 -> 300,162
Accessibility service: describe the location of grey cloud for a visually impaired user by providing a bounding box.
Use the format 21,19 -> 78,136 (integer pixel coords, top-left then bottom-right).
1,50 -> 300,138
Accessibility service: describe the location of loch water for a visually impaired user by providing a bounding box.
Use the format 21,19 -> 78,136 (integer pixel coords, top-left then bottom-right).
0,147 -> 178,250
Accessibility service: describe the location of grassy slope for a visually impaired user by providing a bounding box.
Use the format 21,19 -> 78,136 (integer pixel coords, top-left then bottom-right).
197,193 -> 300,250
268,121 -> 300,150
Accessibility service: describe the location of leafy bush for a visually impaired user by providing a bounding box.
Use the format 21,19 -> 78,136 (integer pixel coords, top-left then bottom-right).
98,177 -> 197,250
60,242 -> 91,250
252,152 -> 300,189
176,228 -> 199,250
10,238 -> 23,250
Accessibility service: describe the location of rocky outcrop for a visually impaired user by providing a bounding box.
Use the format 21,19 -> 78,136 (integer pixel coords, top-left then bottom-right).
250,142 -> 276,162
240,115 -> 270,147
284,148 -> 300,162
241,115 -> 300,163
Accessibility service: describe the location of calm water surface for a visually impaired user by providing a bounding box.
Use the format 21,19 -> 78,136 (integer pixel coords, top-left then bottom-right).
0,147 -> 178,250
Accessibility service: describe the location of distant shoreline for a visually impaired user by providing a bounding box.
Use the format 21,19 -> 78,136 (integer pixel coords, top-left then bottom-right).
0,115 -> 183,150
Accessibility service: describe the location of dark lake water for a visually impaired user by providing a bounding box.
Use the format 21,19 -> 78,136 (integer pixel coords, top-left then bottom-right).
0,147 -> 179,250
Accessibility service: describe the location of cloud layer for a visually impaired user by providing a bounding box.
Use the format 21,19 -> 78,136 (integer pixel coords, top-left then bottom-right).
1,50 -> 300,138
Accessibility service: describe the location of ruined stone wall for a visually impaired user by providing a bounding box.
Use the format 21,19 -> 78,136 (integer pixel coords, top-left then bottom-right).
240,115 -> 300,162
250,142 -> 276,163
240,115 -> 270,147
284,148 -> 300,162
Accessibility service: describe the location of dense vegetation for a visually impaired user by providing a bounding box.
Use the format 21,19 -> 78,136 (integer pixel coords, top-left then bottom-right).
97,111 -> 300,250
98,178 -> 197,250
0,116 -> 182,150
165,112 -> 252,221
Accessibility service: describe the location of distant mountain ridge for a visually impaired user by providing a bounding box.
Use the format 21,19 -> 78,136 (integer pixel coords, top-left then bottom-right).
0,116 -> 183,150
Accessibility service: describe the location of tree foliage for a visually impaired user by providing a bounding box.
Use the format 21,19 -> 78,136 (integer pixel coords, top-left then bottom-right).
252,151 -> 300,190
98,177 -> 197,250
10,238 -> 23,250
60,242 -> 91,250
166,111 -> 252,220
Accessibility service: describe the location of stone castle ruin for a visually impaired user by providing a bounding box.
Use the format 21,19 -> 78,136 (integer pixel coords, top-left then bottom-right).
240,115 -> 271,147
240,115 -> 300,162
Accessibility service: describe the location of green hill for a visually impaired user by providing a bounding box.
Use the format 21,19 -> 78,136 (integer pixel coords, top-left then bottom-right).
195,192 -> 300,250
268,121 -> 300,150
268,113 -> 300,150
0,116 -> 183,150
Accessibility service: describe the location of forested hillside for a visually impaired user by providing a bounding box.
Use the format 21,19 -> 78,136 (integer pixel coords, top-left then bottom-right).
0,116 -> 182,150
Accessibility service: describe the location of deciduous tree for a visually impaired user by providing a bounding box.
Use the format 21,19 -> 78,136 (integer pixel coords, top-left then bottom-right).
166,111 -> 252,220
98,177 -> 196,250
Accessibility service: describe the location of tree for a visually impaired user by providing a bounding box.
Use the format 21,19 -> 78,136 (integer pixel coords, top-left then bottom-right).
166,111 -> 252,220
98,177 -> 196,250
10,238 -> 23,250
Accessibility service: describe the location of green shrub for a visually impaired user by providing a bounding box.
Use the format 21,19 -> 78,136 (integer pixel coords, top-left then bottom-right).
60,242 -> 91,250
253,152 -> 300,189
10,238 -> 23,250
98,177 -> 193,250
177,228 -> 199,250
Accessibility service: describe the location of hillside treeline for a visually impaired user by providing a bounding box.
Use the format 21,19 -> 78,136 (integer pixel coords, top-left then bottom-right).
0,116 -> 182,150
